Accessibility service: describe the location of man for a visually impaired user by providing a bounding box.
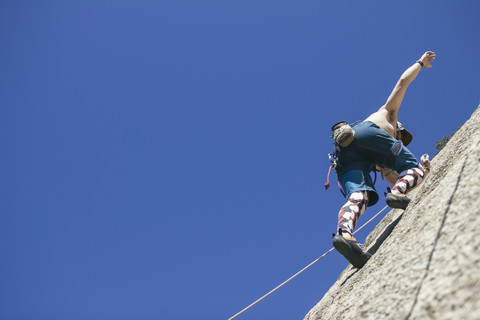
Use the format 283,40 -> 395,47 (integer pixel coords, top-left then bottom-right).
331,51 -> 436,268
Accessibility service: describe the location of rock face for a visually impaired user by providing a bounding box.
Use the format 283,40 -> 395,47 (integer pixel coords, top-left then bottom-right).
305,105 -> 480,320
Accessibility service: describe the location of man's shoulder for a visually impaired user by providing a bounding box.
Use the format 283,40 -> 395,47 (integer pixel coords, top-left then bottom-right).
365,108 -> 388,124
365,109 -> 396,137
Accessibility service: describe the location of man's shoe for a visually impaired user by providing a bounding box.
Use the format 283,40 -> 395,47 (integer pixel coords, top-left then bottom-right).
386,192 -> 411,210
332,233 -> 371,269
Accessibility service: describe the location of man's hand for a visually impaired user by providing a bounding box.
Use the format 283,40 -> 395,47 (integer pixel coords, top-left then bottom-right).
421,154 -> 431,171
420,51 -> 436,68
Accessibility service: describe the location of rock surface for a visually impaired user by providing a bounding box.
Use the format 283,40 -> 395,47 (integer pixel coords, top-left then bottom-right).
305,105 -> 480,320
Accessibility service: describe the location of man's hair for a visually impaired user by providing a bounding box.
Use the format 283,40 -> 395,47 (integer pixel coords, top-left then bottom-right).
397,122 -> 413,146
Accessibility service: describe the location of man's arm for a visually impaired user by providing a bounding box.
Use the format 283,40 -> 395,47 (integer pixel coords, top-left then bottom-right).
381,51 -> 436,118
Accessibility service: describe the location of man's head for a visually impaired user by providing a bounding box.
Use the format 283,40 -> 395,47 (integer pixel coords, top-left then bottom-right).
397,122 -> 413,146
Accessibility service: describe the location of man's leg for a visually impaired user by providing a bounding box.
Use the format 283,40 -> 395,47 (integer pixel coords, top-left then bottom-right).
392,164 -> 425,195
387,164 -> 425,209
333,190 -> 371,268
337,191 -> 369,236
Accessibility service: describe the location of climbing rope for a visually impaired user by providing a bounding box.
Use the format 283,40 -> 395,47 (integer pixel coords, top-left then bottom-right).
228,205 -> 390,320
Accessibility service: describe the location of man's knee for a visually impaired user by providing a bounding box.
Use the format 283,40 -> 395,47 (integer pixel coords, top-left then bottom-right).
393,164 -> 425,194
398,164 -> 425,179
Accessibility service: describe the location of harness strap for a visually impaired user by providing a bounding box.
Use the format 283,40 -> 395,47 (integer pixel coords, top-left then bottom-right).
385,141 -> 403,168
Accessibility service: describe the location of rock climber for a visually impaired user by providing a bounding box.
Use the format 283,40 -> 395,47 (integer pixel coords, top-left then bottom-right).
331,51 -> 436,268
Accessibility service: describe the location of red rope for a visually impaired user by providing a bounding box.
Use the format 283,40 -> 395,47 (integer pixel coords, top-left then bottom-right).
325,165 -> 333,189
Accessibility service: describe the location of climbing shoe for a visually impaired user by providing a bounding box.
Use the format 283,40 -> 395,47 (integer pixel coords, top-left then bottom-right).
386,192 -> 411,210
332,233 -> 371,269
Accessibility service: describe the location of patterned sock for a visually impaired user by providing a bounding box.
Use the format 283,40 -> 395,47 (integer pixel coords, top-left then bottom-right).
392,164 -> 425,194
338,191 -> 369,235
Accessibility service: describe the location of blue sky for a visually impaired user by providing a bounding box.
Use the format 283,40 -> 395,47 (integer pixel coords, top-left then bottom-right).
1,1 -> 479,319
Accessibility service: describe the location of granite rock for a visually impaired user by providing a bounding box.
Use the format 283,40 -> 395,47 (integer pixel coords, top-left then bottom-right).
305,105 -> 480,320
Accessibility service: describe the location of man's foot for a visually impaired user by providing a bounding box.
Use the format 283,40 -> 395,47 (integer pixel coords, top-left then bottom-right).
386,192 -> 411,210
332,233 -> 371,269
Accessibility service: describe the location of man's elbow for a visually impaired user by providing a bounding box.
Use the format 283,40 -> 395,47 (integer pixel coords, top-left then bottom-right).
397,77 -> 408,87
398,74 -> 415,88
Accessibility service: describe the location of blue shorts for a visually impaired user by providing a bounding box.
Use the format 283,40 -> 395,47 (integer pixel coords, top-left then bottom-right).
336,121 -> 419,206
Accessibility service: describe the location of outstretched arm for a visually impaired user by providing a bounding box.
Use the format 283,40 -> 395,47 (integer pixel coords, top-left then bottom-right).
381,51 -> 436,117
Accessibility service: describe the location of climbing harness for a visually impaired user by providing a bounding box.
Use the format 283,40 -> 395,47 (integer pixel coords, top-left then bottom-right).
325,153 -> 344,194
325,152 -> 377,197
326,120 -> 400,196
228,204 -> 390,320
